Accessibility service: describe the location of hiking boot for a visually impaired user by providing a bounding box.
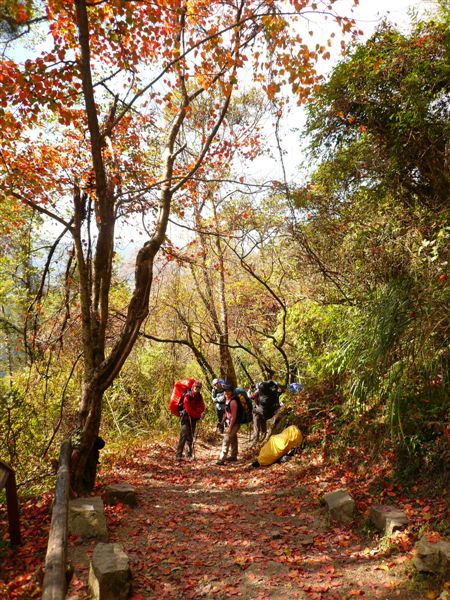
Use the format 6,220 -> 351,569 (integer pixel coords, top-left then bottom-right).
225,457 -> 237,462
176,456 -> 182,461
216,459 -> 225,465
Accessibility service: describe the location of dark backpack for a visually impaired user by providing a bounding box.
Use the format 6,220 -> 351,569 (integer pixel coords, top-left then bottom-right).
257,380 -> 280,419
234,387 -> 253,424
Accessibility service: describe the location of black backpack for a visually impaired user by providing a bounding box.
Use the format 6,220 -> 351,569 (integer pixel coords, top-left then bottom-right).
234,388 -> 253,424
257,380 -> 280,419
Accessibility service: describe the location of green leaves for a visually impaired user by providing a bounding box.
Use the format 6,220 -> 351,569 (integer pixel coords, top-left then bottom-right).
293,16 -> 450,453
307,20 -> 450,209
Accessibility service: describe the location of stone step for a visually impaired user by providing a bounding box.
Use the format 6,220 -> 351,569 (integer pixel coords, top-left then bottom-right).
68,496 -> 108,541
88,542 -> 132,599
105,483 -> 137,507
413,537 -> 450,575
322,489 -> 355,523
369,504 -> 408,535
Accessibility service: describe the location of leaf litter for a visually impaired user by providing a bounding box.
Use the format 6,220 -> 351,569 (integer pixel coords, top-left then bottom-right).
1,433 -> 447,599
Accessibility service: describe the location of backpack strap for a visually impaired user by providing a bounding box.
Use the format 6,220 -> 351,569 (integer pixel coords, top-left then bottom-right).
178,389 -> 189,416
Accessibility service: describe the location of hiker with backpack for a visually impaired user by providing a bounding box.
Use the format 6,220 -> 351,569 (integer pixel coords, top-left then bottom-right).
249,384 -> 265,444
216,384 -> 252,465
175,380 -> 205,461
211,378 -> 226,433
251,380 -> 281,444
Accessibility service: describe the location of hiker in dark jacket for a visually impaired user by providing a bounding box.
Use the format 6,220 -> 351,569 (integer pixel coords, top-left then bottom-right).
211,378 -> 226,433
176,381 -> 205,461
251,380 -> 281,444
249,385 -> 266,444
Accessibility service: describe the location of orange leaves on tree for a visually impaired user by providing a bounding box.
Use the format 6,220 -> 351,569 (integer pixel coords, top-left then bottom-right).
266,82 -> 279,100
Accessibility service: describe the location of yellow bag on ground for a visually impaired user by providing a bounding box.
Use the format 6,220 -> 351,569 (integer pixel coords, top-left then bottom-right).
258,425 -> 302,466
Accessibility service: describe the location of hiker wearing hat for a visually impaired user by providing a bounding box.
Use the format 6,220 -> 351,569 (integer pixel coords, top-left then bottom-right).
216,384 -> 240,465
176,380 -> 205,461
211,378 -> 226,433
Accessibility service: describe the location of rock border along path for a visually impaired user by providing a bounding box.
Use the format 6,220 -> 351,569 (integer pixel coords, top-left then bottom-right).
65,434 -> 436,599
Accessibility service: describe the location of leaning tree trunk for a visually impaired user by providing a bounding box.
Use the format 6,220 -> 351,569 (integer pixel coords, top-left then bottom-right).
70,228 -> 171,495
71,0 -> 188,495
70,0 -> 237,495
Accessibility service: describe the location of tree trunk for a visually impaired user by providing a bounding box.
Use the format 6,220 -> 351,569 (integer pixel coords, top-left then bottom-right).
69,0 -> 236,494
70,383 -> 103,495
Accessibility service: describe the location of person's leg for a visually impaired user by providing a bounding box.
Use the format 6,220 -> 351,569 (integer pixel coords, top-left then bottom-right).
185,418 -> 196,458
217,407 -> 225,433
258,414 -> 265,442
219,433 -> 230,460
176,419 -> 188,459
228,423 -> 240,459
261,418 -> 267,440
251,411 -> 259,444
253,407 -> 265,443
218,428 -> 232,461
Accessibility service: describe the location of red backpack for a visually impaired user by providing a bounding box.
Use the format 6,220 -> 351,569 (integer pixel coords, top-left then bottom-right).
169,379 -> 195,416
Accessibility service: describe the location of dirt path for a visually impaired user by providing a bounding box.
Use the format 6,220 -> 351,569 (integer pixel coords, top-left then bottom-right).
66,433 -> 427,599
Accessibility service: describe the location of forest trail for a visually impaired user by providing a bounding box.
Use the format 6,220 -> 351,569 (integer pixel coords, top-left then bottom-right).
66,433 -> 425,599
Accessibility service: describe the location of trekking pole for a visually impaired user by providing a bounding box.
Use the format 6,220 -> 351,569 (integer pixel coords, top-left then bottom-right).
192,419 -> 200,460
